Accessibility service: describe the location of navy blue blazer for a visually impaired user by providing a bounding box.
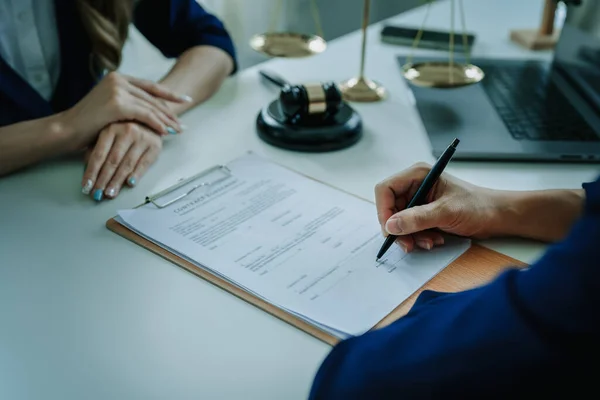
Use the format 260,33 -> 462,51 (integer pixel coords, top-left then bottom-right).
0,0 -> 236,128
310,176 -> 600,398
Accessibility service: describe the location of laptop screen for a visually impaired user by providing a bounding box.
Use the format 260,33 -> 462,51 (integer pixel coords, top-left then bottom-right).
554,1 -> 600,110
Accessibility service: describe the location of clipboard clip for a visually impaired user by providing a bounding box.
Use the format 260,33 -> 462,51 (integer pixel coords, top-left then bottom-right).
145,165 -> 232,209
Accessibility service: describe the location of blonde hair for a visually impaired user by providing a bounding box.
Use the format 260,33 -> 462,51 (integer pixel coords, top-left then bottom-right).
76,0 -> 135,74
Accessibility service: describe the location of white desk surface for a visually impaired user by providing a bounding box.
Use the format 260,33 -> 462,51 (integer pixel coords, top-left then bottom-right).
1,1 -> 597,399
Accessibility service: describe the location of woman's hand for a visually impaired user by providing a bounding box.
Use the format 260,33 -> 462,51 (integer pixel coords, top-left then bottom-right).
375,163 -> 500,252
81,122 -> 164,201
62,72 -> 191,148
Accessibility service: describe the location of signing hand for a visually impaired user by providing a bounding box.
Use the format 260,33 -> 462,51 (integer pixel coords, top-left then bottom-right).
375,163 -> 500,252
62,72 -> 190,148
82,122 -> 164,201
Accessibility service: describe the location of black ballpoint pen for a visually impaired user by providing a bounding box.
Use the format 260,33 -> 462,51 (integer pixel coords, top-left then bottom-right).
376,138 -> 460,261
259,69 -> 291,88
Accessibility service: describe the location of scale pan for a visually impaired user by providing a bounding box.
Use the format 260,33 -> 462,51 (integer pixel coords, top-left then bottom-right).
402,62 -> 484,88
250,32 -> 327,58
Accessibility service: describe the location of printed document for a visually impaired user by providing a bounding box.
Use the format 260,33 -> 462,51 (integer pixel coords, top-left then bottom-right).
117,154 -> 470,338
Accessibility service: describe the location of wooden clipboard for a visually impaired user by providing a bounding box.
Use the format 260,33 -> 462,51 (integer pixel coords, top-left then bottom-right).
106,156 -> 527,346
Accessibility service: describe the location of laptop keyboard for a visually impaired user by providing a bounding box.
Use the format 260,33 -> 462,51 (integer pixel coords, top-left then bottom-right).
480,62 -> 599,142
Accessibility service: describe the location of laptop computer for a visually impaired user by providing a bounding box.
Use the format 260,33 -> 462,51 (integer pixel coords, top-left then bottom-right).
402,1 -> 600,162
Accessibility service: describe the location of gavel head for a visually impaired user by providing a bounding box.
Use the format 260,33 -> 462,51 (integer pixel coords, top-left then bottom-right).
278,82 -> 343,123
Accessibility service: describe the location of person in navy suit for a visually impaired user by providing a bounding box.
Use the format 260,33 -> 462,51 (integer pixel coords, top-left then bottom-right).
310,162 -> 599,398
0,0 -> 236,201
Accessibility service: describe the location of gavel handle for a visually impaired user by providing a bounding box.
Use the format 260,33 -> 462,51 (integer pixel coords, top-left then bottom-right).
259,70 -> 291,88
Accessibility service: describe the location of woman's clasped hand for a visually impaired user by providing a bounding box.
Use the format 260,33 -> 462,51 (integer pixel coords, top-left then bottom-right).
66,72 -> 192,201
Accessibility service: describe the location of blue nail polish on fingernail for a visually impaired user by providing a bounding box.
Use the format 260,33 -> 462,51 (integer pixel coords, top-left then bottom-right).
128,177 -> 137,187
93,189 -> 103,202
166,126 -> 178,135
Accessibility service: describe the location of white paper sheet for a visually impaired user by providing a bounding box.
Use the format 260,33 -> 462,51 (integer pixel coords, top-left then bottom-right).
117,154 -> 470,337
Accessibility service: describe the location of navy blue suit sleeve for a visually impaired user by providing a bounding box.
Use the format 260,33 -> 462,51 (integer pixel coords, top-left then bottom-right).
133,0 -> 237,73
309,178 -> 600,399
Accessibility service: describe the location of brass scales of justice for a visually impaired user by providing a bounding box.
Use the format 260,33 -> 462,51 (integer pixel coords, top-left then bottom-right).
249,0 -> 485,101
